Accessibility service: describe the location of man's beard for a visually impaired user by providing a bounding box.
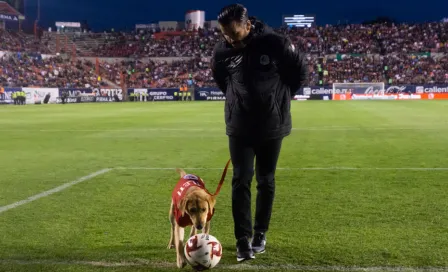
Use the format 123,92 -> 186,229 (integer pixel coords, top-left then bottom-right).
227,31 -> 254,49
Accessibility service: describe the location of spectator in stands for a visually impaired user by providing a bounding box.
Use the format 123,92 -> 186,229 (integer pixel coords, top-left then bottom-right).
0,87 -> 5,101
1,22 -> 447,88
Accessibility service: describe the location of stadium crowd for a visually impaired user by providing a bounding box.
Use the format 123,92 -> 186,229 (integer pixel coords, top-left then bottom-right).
314,54 -> 448,85
84,22 -> 448,57
0,53 -> 106,88
91,31 -> 218,58
0,29 -> 51,54
1,22 -> 447,88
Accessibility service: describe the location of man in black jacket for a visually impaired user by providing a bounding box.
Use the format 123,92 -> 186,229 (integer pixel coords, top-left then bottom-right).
211,4 -> 308,262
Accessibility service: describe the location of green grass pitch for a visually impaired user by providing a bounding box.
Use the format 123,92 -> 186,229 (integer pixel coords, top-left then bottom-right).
0,101 -> 448,272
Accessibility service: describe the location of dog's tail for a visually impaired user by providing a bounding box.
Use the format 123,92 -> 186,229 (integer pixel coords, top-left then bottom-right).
176,168 -> 187,178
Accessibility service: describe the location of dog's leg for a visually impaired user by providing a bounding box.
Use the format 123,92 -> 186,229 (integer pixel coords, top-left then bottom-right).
189,226 -> 197,238
175,224 -> 187,268
167,200 -> 175,249
204,221 -> 211,235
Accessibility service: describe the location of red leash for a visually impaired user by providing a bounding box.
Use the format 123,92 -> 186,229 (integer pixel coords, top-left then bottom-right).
209,159 -> 232,196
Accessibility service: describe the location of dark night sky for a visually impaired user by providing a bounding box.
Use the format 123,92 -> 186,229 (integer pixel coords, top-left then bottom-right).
23,0 -> 448,31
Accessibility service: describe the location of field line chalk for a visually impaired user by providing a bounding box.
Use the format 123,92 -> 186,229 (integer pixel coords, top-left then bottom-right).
113,167 -> 448,171
0,168 -> 111,215
1,259 -> 448,271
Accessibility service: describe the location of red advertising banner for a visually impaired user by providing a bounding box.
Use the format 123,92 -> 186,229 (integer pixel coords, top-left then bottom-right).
333,93 -> 448,101
420,93 -> 448,100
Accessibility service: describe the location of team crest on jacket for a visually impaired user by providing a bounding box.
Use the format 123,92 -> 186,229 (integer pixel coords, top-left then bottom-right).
227,54 -> 243,69
260,55 -> 270,65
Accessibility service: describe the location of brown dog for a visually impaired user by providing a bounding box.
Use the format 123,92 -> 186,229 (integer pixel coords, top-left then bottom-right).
168,169 -> 217,268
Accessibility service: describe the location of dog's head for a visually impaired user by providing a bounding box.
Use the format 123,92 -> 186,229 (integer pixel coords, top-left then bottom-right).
178,188 -> 216,230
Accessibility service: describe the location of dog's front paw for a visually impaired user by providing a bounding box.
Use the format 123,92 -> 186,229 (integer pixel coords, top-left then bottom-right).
177,255 -> 187,268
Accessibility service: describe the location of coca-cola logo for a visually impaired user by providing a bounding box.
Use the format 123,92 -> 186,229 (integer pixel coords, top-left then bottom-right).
364,86 -> 385,94
364,86 -> 408,94
302,86 -> 414,96
385,86 -> 407,93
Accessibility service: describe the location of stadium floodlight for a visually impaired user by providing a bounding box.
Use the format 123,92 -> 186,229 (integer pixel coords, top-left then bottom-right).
332,82 -> 385,100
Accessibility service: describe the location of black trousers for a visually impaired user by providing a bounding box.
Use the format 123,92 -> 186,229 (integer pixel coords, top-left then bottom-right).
229,136 -> 283,240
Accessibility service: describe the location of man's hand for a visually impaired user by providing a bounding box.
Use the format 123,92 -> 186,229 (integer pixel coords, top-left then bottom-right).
211,42 -> 230,94
278,37 -> 308,95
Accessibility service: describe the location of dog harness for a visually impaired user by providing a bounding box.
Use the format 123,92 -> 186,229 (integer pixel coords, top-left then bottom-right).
172,174 -> 215,228
171,159 -> 232,228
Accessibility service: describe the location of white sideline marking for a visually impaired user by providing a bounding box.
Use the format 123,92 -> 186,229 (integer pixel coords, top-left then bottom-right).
114,167 -> 448,171
0,168 -> 111,214
1,259 -> 448,271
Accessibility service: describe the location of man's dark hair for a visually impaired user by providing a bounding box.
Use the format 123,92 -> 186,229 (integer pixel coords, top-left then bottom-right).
217,4 -> 249,26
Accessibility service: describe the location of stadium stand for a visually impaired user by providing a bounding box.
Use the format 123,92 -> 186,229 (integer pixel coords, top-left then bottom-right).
74,22 -> 448,56
0,22 -> 447,88
0,53 -> 107,88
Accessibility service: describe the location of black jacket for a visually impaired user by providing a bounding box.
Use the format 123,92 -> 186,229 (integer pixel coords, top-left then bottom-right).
211,18 -> 308,140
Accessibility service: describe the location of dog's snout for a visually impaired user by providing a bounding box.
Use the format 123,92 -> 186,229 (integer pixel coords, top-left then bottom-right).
196,224 -> 203,230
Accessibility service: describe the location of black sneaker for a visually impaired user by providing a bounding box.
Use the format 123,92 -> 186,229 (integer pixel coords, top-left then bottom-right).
236,237 -> 255,262
252,232 -> 266,254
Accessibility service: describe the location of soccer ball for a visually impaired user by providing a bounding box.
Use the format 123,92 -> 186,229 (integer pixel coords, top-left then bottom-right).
184,234 -> 222,271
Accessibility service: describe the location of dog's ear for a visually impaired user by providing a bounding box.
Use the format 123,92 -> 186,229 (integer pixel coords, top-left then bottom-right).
176,168 -> 186,178
178,198 -> 189,217
207,195 -> 216,213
